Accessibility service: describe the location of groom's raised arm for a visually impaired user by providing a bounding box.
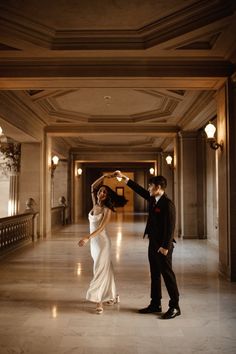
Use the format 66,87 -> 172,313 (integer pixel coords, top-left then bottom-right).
114,171 -> 150,200
127,179 -> 150,201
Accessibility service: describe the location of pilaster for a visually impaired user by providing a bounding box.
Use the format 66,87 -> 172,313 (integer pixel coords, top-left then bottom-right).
218,80 -> 236,280
178,131 -> 198,238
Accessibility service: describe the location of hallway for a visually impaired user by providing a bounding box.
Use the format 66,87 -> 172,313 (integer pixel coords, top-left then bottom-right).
0,214 -> 236,354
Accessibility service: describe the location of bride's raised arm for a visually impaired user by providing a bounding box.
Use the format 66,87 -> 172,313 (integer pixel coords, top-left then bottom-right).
90,173 -> 114,206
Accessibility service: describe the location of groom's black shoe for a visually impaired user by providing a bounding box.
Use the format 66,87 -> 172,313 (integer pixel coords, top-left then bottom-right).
161,307 -> 181,319
138,305 -> 162,314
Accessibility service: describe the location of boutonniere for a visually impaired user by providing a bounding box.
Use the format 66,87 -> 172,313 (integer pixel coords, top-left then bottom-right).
154,207 -> 161,213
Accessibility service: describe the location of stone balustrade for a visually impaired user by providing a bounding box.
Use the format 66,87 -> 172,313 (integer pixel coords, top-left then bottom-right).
0,212 -> 38,252
51,205 -> 67,229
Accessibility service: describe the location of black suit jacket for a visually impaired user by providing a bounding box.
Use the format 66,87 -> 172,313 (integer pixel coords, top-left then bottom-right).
127,179 -> 176,249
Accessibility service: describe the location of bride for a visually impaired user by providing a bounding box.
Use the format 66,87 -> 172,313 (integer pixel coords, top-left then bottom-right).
78,173 -> 127,314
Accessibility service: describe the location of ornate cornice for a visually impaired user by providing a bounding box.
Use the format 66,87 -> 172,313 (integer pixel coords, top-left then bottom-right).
178,131 -> 198,139
0,58 -> 233,78
178,91 -> 215,127
0,0 -> 235,50
45,124 -> 179,136
0,92 -> 45,141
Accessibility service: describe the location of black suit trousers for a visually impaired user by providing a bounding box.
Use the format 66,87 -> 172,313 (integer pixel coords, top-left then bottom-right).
148,241 -> 179,308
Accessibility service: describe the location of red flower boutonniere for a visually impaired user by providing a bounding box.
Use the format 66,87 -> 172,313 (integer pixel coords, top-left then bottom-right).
154,207 -> 161,213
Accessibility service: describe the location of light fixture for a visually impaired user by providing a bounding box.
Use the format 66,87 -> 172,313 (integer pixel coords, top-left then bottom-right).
166,155 -> 173,165
51,155 -> 59,177
0,126 -> 7,145
0,126 -> 4,149
77,167 -> 83,176
149,167 -> 155,175
104,95 -> 112,106
204,122 -> 223,150
116,176 -> 122,182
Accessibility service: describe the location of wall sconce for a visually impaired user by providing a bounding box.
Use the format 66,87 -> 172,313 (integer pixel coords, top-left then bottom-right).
77,167 -> 83,176
51,155 -> 59,177
0,126 -> 7,146
204,122 -> 223,150
166,155 -> 173,165
0,126 -> 4,148
165,154 -> 175,170
149,167 -> 155,175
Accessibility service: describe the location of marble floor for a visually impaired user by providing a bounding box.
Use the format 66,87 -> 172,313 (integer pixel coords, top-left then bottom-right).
0,212 -> 236,354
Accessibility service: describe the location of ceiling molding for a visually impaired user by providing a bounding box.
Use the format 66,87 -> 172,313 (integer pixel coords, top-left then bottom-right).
0,6 -> 54,49
38,98 -> 89,123
176,32 -> 222,50
65,136 -> 157,149
32,88 -> 181,124
167,89 -> 186,96
178,91 -> 215,128
0,77 -> 226,90
0,91 -> 46,126
1,1 -> 234,50
71,151 -> 163,162
0,92 -> 44,141
160,137 -> 174,151
0,42 -> 21,51
0,59 -> 233,78
45,124 -> 179,136
70,146 -> 163,154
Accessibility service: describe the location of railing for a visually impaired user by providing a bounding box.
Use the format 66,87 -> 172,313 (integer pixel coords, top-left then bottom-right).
0,212 -> 38,252
51,206 -> 67,229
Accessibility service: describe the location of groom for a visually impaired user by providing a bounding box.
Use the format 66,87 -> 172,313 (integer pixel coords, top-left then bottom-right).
115,171 -> 180,319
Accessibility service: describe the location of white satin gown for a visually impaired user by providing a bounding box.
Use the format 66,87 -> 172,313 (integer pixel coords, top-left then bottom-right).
86,208 -> 116,303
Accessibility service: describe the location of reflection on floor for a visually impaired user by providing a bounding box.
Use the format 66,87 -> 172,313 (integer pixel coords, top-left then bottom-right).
0,212 -> 236,354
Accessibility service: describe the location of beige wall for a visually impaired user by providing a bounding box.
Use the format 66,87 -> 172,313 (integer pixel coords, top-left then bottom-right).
134,170 -> 146,212
206,142 -> 219,246
217,84 -> 229,278
52,160 -> 68,207
179,132 -> 198,238
19,143 -> 41,213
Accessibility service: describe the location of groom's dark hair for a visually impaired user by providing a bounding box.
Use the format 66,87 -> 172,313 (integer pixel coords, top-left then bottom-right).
149,175 -> 167,189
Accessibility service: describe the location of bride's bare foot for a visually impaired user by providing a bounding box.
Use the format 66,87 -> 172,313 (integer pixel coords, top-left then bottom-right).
96,303 -> 103,314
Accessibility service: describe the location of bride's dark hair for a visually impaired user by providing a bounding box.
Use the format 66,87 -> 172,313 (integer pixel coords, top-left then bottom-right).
96,184 -> 128,212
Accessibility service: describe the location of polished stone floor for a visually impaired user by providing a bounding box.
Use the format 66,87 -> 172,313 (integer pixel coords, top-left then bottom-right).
0,212 -> 236,354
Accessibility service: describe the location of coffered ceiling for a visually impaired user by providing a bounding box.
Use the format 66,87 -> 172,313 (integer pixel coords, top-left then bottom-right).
25,88 -> 208,125
0,0 -> 235,155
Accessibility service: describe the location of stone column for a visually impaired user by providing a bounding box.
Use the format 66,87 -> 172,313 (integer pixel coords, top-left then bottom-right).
217,80 -> 236,281
173,136 -> 180,239
228,80 -> 236,281
205,127 -> 218,246
41,134 -> 52,236
178,131 -> 199,239
8,172 -> 19,215
196,131 -> 207,239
